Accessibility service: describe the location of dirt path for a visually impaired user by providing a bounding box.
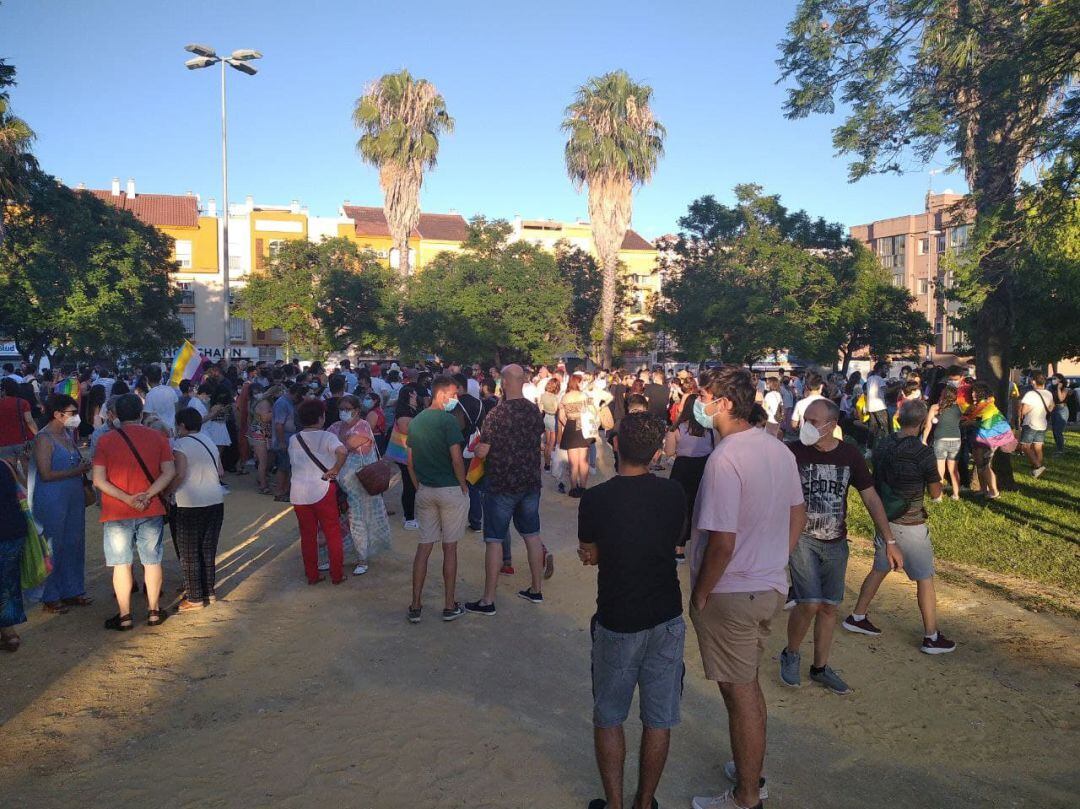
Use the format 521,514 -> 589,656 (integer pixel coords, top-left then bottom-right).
1,462 -> 1077,808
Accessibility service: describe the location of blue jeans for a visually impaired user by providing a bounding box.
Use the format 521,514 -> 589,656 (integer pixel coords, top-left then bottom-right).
483,487 -> 543,566
467,480 -> 484,531
0,535 -> 26,628
103,517 -> 165,566
1051,408 -> 1067,454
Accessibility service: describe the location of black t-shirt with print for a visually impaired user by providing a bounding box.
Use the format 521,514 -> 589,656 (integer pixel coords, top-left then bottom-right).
578,474 -> 686,633
872,434 -> 940,525
788,439 -> 874,542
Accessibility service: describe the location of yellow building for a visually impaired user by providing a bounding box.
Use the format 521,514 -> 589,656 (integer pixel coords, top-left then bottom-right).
339,204 -> 468,272
510,217 -> 660,327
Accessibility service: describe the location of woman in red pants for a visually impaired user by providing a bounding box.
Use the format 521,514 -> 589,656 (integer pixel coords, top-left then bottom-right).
288,399 -> 347,584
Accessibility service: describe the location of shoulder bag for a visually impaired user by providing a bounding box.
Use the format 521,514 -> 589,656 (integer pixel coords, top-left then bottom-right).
113,428 -> 172,520
296,432 -> 348,514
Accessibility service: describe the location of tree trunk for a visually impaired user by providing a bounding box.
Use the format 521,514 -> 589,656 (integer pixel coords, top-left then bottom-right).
599,250 -> 617,368
840,343 -> 854,375
397,236 -> 410,279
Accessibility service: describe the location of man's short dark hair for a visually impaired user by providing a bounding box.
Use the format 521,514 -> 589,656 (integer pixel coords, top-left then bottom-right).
115,393 -> 144,422
1032,372 -> 1046,386
289,383 -> 308,399
145,364 -> 162,384
431,374 -> 457,396
699,365 -> 756,421
176,407 -> 203,433
296,398 -> 326,427
328,373 -> 346,394
616,413 -> 666,464
805,372 -> 824,391
452,372 -> 469,391
1,363 -> 12,374
898,398 -> 928,429
947,365 -> 965,378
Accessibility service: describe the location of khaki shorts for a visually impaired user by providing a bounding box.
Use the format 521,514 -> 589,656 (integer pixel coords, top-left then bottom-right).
690,590 -> 784,684
415,485 -> 468,546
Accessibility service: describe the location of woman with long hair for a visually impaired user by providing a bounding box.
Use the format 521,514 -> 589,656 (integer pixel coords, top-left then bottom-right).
557,374 -> 593,497
965,382 -> 1010,499
663,392 -> 714,562
923,385 -> 963,499
540,377 -> 561,471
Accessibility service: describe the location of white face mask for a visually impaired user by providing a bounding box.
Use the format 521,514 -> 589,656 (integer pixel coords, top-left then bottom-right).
799,420 -> 821,446
64,414 -> 81,430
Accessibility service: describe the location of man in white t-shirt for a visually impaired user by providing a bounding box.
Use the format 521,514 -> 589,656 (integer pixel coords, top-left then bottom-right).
143,364 -> 179,434
763,376 -> 785,438
1019,373 -> 1053,478
864,361 -> 890,445
369,363 -> 393,407
791,372 -> 842,442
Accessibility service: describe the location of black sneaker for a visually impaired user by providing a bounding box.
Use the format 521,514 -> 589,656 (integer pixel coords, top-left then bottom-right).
842,614 -> 882,636
921,632 -> 956,654
557,482 -> 566,494
442,602 -> 466,622
517,588 -> 543,604
464,600 -> 496,616
468,524 -> 482,532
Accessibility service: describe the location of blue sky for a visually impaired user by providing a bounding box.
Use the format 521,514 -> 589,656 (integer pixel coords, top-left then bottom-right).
3,0 -> 967,239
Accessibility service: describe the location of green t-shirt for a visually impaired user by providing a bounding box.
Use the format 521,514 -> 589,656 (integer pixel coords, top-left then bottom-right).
407,408 -> 462,487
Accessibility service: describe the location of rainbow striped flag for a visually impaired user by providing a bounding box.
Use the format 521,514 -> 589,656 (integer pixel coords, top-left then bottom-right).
168,340 -> 211,387
56,377 -> 80,401
969,399 -> 1015,450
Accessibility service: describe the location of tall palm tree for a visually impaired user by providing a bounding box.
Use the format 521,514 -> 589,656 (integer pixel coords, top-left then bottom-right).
564,70 -> 664,367
0,60 -> 36,246
353,70 -> 453,279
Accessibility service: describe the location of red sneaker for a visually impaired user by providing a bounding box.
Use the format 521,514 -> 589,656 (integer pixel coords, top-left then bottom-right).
842,614 -> 882,636
500,564 -> 515,575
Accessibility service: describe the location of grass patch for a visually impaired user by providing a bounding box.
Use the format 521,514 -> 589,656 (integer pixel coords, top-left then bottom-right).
847,430 -> 1080,598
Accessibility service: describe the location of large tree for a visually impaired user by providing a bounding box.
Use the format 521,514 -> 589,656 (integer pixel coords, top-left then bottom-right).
353,70 -> 454,279
564,70 -> 665,367
0,170 -> 184,367
554,241 -> 633,362
0,58 -> 37,245
237,237 -> 397,360
778,0 -> 1079,402
399,218 -> 572,366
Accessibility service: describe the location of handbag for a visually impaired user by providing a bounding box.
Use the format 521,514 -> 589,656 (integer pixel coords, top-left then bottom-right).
1,460 -> 53,589
599,403 -> 615,432
82,475 -> 96,508
296,432 -> 349,514
356,438 -> 394,496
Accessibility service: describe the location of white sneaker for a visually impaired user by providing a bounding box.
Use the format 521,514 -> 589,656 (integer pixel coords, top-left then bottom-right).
353,564 -> 368,576
692,790 -> 755,809
723,761 -> 768,800
1032,466 -> 1046,478
403,519 -> 419,531
317,561 -> 330,572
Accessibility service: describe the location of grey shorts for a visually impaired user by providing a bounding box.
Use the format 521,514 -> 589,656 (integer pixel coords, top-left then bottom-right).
788,534 -> 848,605
874,522 -> 935,581
1019,427 -> 1046,445
933,437 -> 962,461
591,615 -> 685,729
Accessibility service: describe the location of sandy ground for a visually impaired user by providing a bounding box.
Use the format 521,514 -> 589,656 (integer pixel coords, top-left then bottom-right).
1,450 -> 1078,809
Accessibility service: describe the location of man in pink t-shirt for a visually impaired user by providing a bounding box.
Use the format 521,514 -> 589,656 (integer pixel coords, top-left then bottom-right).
688,366 -> 806,809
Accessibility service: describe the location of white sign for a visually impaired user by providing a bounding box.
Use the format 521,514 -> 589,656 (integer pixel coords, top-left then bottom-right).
161,346 -> 259,361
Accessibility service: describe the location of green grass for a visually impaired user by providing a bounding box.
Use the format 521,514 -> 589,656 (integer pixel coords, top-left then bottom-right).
847,430 -> 1080,600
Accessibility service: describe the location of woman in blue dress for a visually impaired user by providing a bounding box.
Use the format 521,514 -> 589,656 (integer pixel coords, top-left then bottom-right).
31,394 -> 92,614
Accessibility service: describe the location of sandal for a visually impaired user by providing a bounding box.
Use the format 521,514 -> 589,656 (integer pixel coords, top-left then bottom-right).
0,634 -> 20,653
274,494 -> 290,502
61,595 -> 94,607
104,613 -> 133,631
258,486 -> 272,495
42,601 -> 69,615
146,609 -> 169,626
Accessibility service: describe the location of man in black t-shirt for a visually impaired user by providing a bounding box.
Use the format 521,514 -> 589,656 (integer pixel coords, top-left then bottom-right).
578,412 -> 686,809
644,369 -> 670,424
452,373 -> 486,532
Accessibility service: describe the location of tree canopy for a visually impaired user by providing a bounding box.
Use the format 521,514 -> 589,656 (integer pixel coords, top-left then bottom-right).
0,58 -> 37,245
0,170 -> 184,367
657,185 -> 930,367
778,0 -> 1080,396
237,236 -> 398,360
399,218 -> 572,366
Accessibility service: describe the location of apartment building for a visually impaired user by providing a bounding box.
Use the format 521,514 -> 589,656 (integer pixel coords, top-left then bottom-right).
850,192 -> 972,360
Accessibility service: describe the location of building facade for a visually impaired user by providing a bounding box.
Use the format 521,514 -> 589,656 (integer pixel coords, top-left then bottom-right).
850,192 -> 972,360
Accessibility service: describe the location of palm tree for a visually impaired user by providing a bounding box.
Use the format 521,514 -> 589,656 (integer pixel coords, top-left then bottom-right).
0,60 -> 36,246
353,70 -> 453,279
564,70 -> 664,367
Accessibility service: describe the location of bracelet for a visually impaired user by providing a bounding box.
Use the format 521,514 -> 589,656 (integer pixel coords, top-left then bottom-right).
886,539 -> 898,545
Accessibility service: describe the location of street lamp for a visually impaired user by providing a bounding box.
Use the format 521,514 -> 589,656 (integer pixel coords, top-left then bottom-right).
184,44 -> 262,352
926,227 -> 941,361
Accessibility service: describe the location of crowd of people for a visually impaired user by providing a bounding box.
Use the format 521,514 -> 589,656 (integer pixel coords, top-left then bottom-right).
0,352 -> 1072,809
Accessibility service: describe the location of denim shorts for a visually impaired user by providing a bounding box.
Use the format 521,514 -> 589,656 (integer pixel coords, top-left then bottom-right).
103,516 -> 165,566
788,534 -> 849,605
873,522 -> 935,581
543,413 -> 557,433
482,488 -> 541,542
591,615 -> 685,729
933,437 -> 962,461
1019,427 -> 1046,445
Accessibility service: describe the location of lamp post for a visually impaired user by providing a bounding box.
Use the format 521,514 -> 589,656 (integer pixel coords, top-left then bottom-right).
184,44 -> 261,353
926,227 -> 941,362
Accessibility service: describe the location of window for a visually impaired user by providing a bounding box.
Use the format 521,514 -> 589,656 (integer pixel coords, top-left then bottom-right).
268,239 -> 285,257
174,239 -> 193,269
179,312 -> 195,338
950,225 -> 970,251
176,281 -> 195,307
936,234 -> 946,254
388,247 -> 417,272
228,317 -> 247,342
892,272 -> 905,288
918,238 -> 928,255
876,235 -> 906,269
917,279 -> 929,295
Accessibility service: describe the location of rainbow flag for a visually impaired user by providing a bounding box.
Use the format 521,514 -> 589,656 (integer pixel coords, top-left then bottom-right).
968,399 -> 1015,450
56,377 -> 79,401
168,340 -> 211,387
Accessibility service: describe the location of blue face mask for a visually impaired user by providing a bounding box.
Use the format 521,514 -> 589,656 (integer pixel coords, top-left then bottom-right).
442,397 -> 458,412
693,398 -> 714,429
